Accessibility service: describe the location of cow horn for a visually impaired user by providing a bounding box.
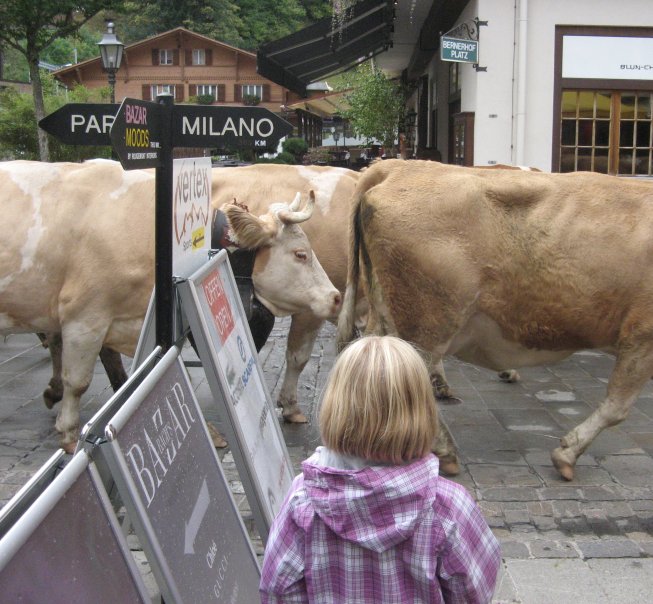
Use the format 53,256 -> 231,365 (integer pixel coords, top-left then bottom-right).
288,191 -> 302,211
278,190 -> 315,224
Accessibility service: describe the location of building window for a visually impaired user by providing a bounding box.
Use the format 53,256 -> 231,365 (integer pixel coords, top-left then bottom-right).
448,62 -> 460,98
151,84 -> 175,98
560,90 -> 653,175
242,84 -> 263,99
159,49 -> 174,65
192,49 -> 206,65
196,84 -> 217,100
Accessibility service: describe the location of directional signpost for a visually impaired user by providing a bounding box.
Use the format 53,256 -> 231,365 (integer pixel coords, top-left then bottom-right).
38,103 -> 117,145
110,98 -> 163,169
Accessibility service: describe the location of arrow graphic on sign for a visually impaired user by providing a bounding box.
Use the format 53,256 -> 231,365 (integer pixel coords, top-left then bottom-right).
184,478 -> 210,554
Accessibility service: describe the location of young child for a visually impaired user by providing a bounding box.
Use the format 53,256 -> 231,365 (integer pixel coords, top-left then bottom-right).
260,335 -> 501,603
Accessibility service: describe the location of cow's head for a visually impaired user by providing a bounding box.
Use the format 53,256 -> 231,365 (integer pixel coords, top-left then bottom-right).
221,191 -> 342,320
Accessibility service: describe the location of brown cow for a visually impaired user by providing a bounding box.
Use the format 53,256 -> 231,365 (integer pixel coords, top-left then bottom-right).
0,160 -> 340,451
337,159 -> 653,481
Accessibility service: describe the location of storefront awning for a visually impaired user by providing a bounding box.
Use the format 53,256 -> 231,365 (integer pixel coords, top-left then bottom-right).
257,0 -> 394,97
286,90 -> 350,118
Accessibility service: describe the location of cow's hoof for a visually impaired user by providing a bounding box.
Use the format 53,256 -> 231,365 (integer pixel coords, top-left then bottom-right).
207,422 -> 228,448
498,369 -> 520,383
283,410 -> 308,424
436,393 -> 463,405
551,447 -> 575,481
61,440 -> 77,455
43,387 -> 62,409
439,455 -> 460,476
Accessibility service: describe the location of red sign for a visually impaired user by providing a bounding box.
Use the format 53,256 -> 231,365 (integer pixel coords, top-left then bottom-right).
202,270 -> 234,344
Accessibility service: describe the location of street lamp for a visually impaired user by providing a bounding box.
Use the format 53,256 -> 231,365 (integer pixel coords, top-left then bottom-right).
98,19 -> 124,104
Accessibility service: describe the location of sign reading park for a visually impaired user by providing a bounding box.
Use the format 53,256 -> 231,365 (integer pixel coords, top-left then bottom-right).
38,103 -> 118,146
110,98 -> 163,169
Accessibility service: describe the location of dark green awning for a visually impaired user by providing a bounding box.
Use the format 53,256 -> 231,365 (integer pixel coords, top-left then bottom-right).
257,0 -> 394,97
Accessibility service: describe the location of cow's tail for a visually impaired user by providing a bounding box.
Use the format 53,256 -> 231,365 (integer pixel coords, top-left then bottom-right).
336,193 -> 363,351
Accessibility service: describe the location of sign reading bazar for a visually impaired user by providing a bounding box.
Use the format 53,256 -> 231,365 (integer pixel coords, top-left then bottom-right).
110,98 -> 163,169
103,347 -> 261,603
41,101 -> 293,155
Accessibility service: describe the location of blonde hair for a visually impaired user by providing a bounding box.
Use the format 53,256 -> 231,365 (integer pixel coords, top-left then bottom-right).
319,335 -> 439,464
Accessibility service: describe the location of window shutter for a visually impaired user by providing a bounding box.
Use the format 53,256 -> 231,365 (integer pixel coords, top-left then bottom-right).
175,85 -> 184,102
142,85 -> 151,101
189,84 -> 197,96
217,84 -> 225,102
185,49 -> 192,65
234,85 -> 242,102
151,49 -> 159,66
262,84 -> 271,102
205,49 -> 213,66
172,49 -> 180,66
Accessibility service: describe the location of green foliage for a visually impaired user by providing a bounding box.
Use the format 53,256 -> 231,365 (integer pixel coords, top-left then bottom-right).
256,151 -> 296,165
192,94 -> 215,105
242,93 -> 260,106
0,75 -> 111,161
337,62 -> 406,151
282,137 -> 308,158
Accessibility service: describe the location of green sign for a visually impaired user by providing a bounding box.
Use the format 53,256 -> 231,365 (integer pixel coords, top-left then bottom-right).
441,36 -> 478,63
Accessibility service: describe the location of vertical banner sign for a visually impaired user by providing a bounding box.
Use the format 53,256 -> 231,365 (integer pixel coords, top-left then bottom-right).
172,157 -> 211,278
178,251 -> 294,541
0,452 -> 150,603
103,347 -> 261,604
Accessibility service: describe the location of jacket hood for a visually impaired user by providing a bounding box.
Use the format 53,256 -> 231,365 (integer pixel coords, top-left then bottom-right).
299,450 -> 440,553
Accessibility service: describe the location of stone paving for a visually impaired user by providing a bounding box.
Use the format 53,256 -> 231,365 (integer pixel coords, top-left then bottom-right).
2,319 -> 653,602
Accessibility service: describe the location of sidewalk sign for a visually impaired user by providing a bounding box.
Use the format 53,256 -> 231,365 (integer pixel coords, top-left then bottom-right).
178,250 -> 294,541
102,345 -> 261,603
0,451 -> 151,603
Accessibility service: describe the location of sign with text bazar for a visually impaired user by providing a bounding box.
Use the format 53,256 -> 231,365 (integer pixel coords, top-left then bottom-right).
441,35 -> 478,63
178,250 -> 294,541
109,99 -> 293,169
102,345 -> 261,603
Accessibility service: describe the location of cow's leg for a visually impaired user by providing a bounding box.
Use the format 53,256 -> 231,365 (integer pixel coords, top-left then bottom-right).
41,332 -> 64,408
278,312 -> 324,423
551,341 -> 653,480
55,325 -> 105,453
99,346 -> 128,392
433,420 -> 460,476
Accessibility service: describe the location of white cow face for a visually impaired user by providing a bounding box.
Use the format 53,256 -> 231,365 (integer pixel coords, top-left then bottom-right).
222,192 -> 341,320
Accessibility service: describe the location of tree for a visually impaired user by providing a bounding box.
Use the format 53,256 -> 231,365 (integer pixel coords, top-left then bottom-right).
337,62 -> 406,153
0,74 -> 111,161
0,0 -> 123,161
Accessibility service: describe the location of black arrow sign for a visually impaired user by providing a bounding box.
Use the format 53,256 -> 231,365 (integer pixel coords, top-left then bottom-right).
38,103 -> 118,146
171,104 -> 293,148
110,98 -> 163,170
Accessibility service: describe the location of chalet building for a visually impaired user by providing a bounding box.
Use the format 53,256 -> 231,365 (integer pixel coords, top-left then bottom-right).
53,27 -> 323,147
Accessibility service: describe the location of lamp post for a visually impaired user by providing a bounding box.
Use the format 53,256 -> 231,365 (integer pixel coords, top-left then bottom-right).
98,19 -> 124,104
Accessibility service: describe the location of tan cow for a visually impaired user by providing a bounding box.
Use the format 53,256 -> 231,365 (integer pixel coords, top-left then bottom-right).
0,159 -> 340,452
337,159 -> 653,481
208,164 -> 362,422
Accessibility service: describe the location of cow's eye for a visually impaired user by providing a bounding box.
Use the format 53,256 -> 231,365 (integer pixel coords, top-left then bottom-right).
294,250 -> 308,261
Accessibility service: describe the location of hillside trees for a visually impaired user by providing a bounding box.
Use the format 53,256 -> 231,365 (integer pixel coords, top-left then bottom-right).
0,0 -> 124,161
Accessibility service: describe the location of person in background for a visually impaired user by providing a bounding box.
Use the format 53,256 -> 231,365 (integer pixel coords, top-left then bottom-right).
260,335 -> 501,603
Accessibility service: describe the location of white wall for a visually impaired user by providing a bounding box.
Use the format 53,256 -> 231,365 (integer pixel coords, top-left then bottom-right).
425,0 -> 653,170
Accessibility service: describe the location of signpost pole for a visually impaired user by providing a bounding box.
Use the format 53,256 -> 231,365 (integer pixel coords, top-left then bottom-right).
155,94 -> 175,351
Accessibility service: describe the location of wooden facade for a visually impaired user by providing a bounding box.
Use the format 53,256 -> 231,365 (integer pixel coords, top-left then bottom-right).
53,27 -> 306,119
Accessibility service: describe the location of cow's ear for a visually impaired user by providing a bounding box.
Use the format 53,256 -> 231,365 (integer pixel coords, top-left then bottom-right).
221,203 -> 277,249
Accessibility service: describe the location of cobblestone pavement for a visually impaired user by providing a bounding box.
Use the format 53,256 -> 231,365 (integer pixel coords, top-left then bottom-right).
2,319 -> 653,602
